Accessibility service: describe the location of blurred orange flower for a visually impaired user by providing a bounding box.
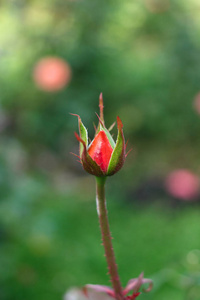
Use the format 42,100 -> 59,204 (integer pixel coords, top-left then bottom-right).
33,56 -> 72,92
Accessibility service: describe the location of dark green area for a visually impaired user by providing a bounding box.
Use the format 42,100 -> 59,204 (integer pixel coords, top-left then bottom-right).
1,0 -> 200,299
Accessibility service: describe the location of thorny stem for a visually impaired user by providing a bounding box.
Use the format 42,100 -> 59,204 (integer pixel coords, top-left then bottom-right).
95,177 -> 124,300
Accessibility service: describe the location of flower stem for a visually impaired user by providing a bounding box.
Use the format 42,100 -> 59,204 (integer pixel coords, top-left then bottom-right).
95,177 -> 124,300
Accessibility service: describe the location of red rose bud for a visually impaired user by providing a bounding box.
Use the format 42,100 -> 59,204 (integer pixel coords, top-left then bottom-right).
88,130 -> 113,174
73,93 -> 127,177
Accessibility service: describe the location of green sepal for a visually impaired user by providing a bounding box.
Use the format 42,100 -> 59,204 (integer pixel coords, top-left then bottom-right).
77,116 -> 88,157
99,124 -> 115,149
74,132 -> 105,177
107,117 -> 125,176
82,150 -> 105,177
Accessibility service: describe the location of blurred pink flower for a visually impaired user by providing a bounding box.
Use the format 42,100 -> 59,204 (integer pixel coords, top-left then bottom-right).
64,273 -> 152,300
33,56 -> 71,91
165,169 -> 199,200
64,288 -> 113,300
193,92 -> 200,114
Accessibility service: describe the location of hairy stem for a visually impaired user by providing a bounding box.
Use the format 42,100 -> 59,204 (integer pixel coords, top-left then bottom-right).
95,177 -> 124,300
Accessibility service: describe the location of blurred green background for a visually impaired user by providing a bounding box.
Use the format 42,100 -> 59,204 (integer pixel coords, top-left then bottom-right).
1,0 -> 200,299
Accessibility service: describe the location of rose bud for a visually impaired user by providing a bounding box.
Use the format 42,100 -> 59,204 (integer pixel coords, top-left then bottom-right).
72,93 -> 128,177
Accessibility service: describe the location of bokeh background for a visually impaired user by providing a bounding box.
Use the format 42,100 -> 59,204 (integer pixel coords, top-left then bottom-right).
1,0 -> 200,299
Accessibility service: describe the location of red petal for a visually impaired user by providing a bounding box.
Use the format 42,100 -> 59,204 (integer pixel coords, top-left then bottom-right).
88,130 -> 113,173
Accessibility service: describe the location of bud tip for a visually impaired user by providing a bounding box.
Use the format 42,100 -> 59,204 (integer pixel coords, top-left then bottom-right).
99,93 -> 104,123
117,116 -> 123,129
